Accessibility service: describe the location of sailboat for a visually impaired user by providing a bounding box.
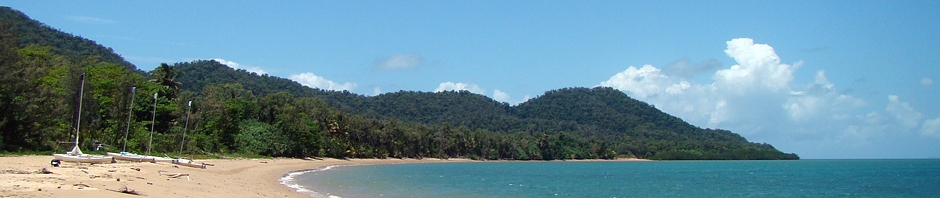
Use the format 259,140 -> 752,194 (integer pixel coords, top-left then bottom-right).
53,73 -> 114,164
107,87 -> 172,162
171,100 -> 206,169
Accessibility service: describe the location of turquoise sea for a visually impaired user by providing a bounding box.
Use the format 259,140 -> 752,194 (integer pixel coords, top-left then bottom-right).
282,160 -> 940,197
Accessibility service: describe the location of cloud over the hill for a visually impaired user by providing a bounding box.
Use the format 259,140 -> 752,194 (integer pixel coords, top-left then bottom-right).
598,38 -> 936,156
289,72 -> 357,91
213,58 -> 266,75
434,82 -> 485,94
493,89 -> 531,105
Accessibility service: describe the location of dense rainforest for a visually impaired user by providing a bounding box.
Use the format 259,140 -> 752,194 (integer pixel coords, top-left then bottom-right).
0,7 -> 798,160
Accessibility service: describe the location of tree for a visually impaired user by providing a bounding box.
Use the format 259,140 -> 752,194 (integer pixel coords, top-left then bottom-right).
150,63 -> 181,100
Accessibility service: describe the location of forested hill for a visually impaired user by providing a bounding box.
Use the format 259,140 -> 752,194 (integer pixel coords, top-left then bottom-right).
172,59 -> 798,160
173,60 -> 366,109
0,7 -> 137,71
0,6 -> 797,160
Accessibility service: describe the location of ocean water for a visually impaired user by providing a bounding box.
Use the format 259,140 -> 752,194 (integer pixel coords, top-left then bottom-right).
282,160 -> 940,197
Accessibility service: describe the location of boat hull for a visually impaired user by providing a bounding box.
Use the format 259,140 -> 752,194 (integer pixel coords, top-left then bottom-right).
172,159 -> 206,169
107,152 -> 174,163
53,154 -> 114,164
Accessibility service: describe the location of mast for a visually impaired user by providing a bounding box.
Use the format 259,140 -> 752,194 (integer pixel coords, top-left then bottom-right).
178,101 -> 191,158
121,87 -> 136,153
147,92 -> 157,156
72,73 -> 86,150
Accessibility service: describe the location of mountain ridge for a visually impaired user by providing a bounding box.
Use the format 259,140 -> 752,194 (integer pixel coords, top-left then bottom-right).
0,6 -> 797,160
173,60 -> 798,160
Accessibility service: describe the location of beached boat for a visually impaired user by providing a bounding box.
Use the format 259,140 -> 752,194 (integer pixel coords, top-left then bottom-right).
107,87 -> 173,163
170,101 -> 206,169
54,146 -> 114,164
172,158 -> 207,169
107,152 -> 174,162
53,73 -> 114,164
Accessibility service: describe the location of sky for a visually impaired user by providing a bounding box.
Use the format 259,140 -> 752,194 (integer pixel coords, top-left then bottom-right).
3,1 -> 939,159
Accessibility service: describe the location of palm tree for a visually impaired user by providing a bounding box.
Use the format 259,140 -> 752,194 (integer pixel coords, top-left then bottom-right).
150,63 -> 181,99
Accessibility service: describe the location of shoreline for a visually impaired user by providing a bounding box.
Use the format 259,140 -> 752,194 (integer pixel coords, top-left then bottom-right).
0,155 -> 647,197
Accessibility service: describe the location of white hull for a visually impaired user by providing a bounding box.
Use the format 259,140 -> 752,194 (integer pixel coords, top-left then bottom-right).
107,152 -> 174,163
172,159 -> 206,169
53,154 -> 114,164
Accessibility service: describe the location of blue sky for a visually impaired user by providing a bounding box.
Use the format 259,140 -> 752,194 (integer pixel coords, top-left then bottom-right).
4,1 -> 939,159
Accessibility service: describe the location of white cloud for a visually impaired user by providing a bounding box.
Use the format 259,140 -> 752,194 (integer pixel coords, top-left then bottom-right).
922,77 -> 933,87
661,58 -> 722,78
594,37 -> 939,158
374,54 -> 424,70
921,117 -> 940,138
434,82 -> 484,94
886,95 -> 923,129
493,89 -> 511,103
213,58 -> 266,75
599,65 -> 685,98
714,38 -> 798,95
599,38 -> 810,129
597,38 -> 895,149
492,89 -> 531,105
373,87 -> 383,96
288,72 -> 357,91
784,70 -> 865,122
66,16 -> 115,24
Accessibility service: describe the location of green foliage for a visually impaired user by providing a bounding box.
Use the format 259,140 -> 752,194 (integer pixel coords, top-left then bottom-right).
0,7 -> 137,71
170,60 -> 799,160
235,120 -> 290,156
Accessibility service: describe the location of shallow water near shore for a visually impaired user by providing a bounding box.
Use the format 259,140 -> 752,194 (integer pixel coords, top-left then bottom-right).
286,159 -> 940,197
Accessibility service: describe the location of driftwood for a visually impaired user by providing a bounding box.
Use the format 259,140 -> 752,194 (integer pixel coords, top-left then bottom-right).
158,170 -> 191,180
2,169 -> 32,174
109,185 -> 141,195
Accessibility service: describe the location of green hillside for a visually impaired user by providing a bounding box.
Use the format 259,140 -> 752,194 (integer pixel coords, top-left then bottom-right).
0,7 -> 136,71
0,6 -> 797,160
172,60 -> 798,160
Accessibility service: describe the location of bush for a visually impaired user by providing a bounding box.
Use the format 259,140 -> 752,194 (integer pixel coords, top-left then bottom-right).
234,121 -> 291,156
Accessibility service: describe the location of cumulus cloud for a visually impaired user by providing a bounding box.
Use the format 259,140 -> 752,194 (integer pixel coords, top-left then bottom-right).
374,54 -> 424,70
784,70 -> 865,122
492,89 -> 531,105
434,82 -> 485,94
213,58 -> 266,75
493,89 -> 511,102
373,87 -> 383,96
661,58 -> 722,78
922,117 -> 940,138
598,38 -> 886,145
922,77 -> 933,87
288,72 -> 357,91
66,16 -> 115,24
599,38 -> 810,128
714,38 -> 799,94
599,65 -> 690,98
886,95 -> 923,129
596,38 -> 940,158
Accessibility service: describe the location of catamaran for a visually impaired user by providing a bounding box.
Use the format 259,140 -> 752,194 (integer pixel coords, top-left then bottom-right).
53,73 -> 114,164
107,89 -> 173,162
171,100 -> 206,169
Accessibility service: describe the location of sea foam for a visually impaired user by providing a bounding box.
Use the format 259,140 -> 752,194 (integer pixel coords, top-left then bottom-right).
279,165 -> 343,198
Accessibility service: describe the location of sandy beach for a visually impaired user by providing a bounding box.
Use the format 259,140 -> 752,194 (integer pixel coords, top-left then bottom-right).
0,155 -> 476,198
1,155 -> 649,198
